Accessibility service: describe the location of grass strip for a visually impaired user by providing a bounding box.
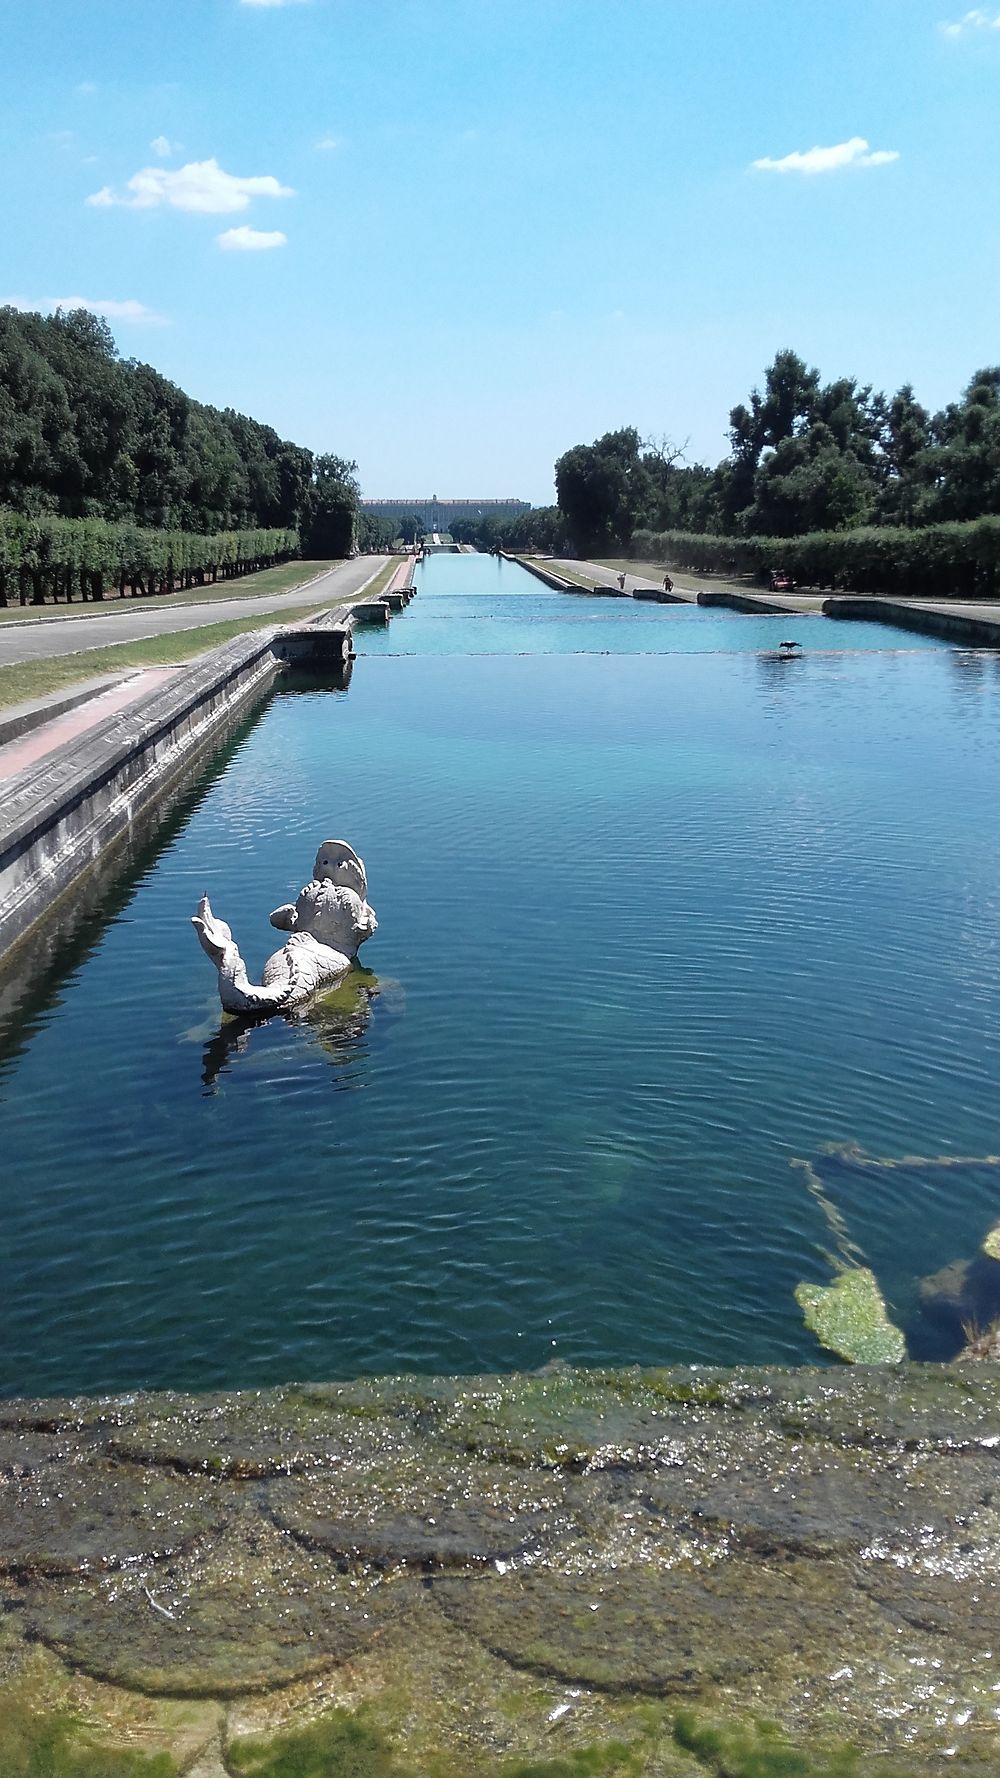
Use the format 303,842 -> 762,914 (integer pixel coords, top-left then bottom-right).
0,559 -> 344,624
357,560 -> 405,600
0,603 -> 327,711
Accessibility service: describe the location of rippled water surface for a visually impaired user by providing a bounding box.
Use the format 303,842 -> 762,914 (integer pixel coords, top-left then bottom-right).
1,554 -> 999,1395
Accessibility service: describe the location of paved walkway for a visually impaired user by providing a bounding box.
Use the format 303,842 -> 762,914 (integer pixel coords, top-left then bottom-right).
0,669 -> 180,780
0,557 -> 388,667
550,560 -> 827,613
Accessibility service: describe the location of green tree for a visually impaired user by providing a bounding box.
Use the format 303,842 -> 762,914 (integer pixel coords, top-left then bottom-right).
301,454 -> 360,558
555,427 -> 651,552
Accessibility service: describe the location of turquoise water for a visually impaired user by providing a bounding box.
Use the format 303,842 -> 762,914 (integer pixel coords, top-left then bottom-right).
1,555 -> 998,1396
368,554 -> 955,656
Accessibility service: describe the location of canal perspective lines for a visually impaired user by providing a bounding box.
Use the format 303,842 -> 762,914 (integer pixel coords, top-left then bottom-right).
1,552 -> 999,1396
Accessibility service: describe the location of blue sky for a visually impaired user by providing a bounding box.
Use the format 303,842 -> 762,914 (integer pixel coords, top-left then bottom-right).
2,0 -> 998,503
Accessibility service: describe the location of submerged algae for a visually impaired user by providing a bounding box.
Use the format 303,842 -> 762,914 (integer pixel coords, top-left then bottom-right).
228,1706 -> 916,1778
0,1701 -> 177,1778
672,1711 -> 913,1777
794,1269 -> 906,1365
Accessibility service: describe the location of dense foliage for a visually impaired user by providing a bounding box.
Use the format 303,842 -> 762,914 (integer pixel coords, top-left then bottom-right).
548,352 -> 1000,555
0,304 -> 365,586
629,516 -> 1000,599
0,511 -> 298,605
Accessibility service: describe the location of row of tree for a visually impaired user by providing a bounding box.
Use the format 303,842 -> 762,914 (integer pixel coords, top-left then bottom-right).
0,305 -> 364,559
546,353 -> 1000,553
631,518 -> 1000,600
0,512 -> 299,606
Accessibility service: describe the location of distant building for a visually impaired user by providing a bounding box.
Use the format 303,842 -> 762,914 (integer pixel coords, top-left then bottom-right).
359,496 -> 531,531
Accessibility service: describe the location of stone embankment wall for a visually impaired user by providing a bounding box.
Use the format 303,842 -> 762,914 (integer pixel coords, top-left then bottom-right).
825,595 -> 1000,645
500,552 -> 573,590
1,1362 -> 998,1774
0,584 -> 415,968
0,628 -> 285,962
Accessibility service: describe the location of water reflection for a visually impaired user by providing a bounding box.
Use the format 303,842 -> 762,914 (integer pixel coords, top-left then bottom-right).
200,965 -> 381,1092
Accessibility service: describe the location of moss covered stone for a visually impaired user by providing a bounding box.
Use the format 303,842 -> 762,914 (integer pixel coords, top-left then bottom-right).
27,1514 -> 418,1697
3,1364 -> 1000,1770
0,1702 -> 178,1777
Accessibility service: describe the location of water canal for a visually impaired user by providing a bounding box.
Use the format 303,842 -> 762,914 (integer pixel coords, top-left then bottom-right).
1,554 -> 999,1396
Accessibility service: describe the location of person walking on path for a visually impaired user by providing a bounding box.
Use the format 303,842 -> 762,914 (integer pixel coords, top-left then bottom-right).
663,573 -> 674,593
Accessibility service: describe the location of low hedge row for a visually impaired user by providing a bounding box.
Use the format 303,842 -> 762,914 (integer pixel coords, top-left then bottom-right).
0,512 -> 300,605
630,519 -> 1000,599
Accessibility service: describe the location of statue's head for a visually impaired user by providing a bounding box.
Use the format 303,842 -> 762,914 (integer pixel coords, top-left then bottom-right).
313,839 -> 368,898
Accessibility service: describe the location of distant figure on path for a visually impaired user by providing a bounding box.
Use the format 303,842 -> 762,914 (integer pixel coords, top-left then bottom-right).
617,573 -> 626,591
663,573 -> 674,593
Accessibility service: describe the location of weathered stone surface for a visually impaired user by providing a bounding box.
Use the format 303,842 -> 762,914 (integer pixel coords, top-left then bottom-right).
27,1514 -> 415,1697
617,1439 -> 1000,1560
2,1363 -> 1000,1771
270,1456 -> 581,1568
434,1368 -> 716,1469
96,1389 -> 417,1478
430,1562 -> 875,1696
0,1460 -> 221,1577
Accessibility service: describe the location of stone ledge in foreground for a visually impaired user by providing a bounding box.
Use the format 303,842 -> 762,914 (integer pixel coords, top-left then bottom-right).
1,1361 -> 999,1775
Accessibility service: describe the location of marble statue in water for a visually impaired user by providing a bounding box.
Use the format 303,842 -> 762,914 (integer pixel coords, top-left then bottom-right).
193,840 -> 377,1015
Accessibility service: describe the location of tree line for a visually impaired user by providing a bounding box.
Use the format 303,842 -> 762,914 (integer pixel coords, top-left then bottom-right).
551,352 -> 1000,551
0,512 -> 299,607
448,350 -> 1000,595
0,304 -> 367,569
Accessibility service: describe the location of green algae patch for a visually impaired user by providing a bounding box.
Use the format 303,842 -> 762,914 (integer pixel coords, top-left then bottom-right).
0,1701 -> 176,1778
794,1269 -> 906,1365
981,1221 -> 1000,1260
228,1707 -> 402,1778
228,1712 -> 647,1778
672,1709 -> 911,1776
504,1745 -> 643,1778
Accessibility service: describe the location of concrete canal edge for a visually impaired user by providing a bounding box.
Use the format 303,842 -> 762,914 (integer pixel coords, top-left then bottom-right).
1,1360 -> 998,1775
824,594 -> 1000,645
501,550 -> 575,590
0,574 -> 417,970
511,553 -> 1000,642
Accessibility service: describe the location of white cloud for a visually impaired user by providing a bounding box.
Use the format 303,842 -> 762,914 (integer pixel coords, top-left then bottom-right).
5,295 -> 166,324
217,225 -> 287,250
315,133 -> 340,151
76,81 -> 98,95
752,136 -> 900,174
150,134 -> 180,159
86,156 -> 294,214
942,8 -> 1000,33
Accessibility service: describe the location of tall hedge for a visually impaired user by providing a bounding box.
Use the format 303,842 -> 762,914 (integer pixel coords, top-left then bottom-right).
0,511 -> 298,606
630,519 -> 1000,600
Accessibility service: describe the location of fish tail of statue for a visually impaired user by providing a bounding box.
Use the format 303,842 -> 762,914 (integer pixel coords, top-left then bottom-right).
192,895 -> 292,1016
